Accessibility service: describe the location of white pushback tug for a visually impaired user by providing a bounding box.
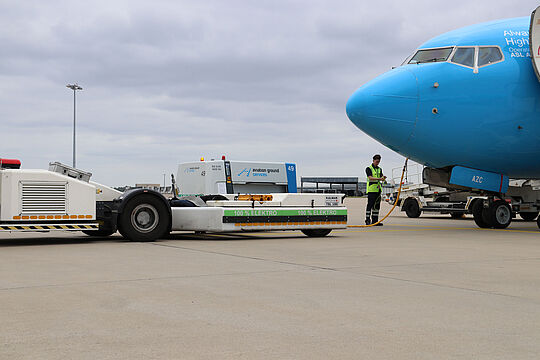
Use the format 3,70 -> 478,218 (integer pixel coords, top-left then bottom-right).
0,159 -> 347,241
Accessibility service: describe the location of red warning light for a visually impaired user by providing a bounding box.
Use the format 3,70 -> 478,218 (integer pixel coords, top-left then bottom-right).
222,155 -> 226,160
0,158 -> 21,169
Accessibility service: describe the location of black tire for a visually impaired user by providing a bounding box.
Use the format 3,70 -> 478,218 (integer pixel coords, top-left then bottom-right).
301,229 -> 332,237
537,216 -> 540,230
487,200 -> 512,229
450,212 -> 464,219
468,198 -> 480,214
118,194 -> 170,242
82,229 -> 115,237
519,212 -> 538,221
404,198 -> 421,218
472,200 -> 491,228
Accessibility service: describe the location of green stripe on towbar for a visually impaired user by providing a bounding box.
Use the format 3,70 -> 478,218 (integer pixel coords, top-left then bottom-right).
223,209 -> 347,217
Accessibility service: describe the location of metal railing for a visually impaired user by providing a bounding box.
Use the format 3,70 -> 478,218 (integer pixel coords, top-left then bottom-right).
391,162 -> 423,187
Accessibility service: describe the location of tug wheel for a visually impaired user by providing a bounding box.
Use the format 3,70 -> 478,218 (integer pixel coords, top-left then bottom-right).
301,229 -> 332,237
118,194 -> 170,242
82,229 -> 115,237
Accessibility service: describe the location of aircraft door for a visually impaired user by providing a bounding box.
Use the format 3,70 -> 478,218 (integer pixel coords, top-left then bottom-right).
529,6 -> 540,81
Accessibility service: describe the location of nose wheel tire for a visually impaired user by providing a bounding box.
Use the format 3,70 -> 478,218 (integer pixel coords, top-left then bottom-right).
487,200 -> 512,229
473,200 -> 512,229
472,200 -> 491,228
301,229 -> 332,237
118,194 -> 170,242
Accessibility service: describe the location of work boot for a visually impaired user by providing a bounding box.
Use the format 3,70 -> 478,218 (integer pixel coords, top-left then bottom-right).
365,218 -> 371,225
374,223 -> 384,226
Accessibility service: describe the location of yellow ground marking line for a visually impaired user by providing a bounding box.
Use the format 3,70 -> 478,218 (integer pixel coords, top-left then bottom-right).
345,225 -> 540,234
349,223 -> 436,228
348,223 -> 470,228
454,227 -> 540,234
384,223 -> 476,228
338,228 -> 468,233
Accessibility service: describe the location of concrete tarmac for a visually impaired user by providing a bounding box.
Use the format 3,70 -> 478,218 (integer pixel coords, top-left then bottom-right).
1,198 -> 540,359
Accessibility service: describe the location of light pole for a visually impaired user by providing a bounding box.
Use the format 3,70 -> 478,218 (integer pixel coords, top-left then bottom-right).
66,84 -> 83,168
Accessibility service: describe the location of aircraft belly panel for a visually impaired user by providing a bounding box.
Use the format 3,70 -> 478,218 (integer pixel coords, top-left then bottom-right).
450,166 -> 509,193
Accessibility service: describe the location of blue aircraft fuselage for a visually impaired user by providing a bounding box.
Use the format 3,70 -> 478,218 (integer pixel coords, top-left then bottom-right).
346,17 -> 540,179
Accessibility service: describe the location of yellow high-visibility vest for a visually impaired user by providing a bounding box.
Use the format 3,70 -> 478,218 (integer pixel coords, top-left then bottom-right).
367,165 -> 382,193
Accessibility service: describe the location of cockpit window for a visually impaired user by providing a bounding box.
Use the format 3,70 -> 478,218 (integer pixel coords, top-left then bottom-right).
451,47 -> 475,68
478,47 -> 503,66
408,47 -> 453,64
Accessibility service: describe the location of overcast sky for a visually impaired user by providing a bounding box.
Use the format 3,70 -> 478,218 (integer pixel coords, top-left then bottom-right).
0,0 -> 537,186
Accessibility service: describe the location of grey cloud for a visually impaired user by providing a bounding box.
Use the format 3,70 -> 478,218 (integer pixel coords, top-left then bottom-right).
0,0 -> 538,186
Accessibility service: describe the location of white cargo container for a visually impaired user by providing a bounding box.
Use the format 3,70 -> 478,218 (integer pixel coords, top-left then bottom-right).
178,159 -> 297,195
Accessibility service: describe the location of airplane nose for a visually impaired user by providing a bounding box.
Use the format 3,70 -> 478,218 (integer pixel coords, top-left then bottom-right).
346,68 -> 418,151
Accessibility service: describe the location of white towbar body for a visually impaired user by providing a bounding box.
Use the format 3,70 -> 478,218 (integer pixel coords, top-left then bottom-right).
171,193 -> 347,232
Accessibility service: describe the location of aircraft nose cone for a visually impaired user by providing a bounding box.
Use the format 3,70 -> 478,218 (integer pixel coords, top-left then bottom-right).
346,68 -> 418,150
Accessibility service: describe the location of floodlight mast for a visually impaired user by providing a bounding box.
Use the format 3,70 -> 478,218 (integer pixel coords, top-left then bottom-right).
66,84 -> 83,168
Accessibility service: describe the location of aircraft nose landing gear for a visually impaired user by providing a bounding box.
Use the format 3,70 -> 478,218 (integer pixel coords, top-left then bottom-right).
487,200 -> 512,229
472,199 -> 512,229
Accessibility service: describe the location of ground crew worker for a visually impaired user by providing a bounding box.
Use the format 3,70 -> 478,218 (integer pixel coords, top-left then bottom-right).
365,154 -> 386,225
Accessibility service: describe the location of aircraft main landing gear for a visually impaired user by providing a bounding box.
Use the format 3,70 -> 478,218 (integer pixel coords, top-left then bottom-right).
472,198 -> 512,229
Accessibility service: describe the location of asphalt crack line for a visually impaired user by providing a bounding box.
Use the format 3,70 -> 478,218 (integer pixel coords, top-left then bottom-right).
149,242 -> 540,303
337,269 -> 536,302
0,269 -> 292,292
149,242 -> 337,271
336,257 -> 540,269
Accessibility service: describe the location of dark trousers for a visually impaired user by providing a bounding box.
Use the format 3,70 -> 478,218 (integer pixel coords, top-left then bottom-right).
366,192 -> 382,222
